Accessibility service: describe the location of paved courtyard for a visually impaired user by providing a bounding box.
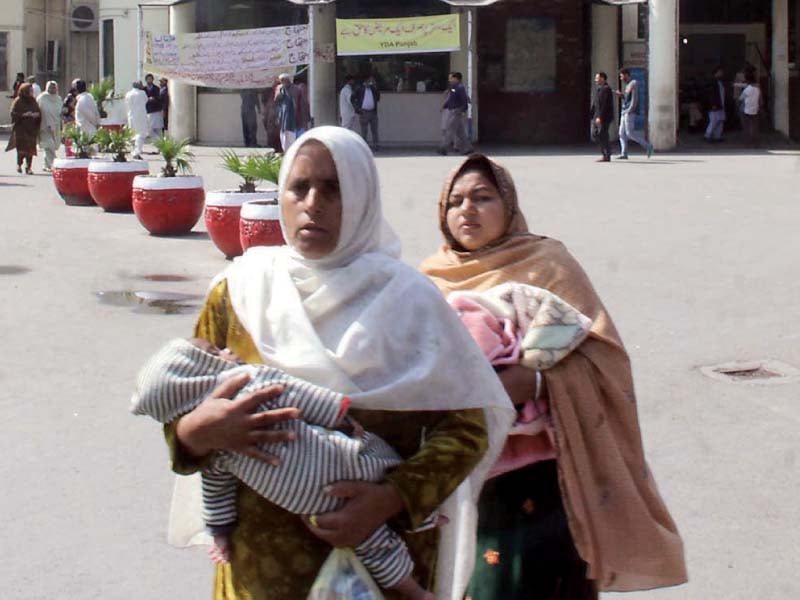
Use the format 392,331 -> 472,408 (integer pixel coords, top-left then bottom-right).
1,138 -> 798,599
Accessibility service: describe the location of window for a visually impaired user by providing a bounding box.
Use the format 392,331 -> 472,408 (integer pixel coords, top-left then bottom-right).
0,32 -> 7,90
102,19 -> 114,79
335,0 -> 452,93
680,0 -> 769,24
637,4 -> 648,40
196,0 -> 306,32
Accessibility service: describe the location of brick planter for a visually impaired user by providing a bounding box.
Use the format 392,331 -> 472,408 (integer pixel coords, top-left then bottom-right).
52,158 -> 94,206
239,200 -> 285,251
132,175 -> 205,236
88,159 -> 149,212
205,189 -> 279,259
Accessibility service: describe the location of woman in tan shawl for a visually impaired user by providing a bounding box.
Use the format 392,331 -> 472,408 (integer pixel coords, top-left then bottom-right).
37,81 -> 62,171
421,154 -> 687,599
6,83 -> 41,174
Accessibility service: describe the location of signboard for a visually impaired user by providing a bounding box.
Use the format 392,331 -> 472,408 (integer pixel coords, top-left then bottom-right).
336,14 -> 460,56
143,25 -> 309,88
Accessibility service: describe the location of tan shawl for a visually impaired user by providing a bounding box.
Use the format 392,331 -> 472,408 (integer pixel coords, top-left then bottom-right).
420,154 -> 687,592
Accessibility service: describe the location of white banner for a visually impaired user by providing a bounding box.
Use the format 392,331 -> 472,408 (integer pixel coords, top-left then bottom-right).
143,25 -> 309,88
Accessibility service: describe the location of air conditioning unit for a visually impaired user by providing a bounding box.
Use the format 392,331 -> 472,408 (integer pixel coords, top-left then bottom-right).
46,40 -> 60,72
70,2 -> 99,32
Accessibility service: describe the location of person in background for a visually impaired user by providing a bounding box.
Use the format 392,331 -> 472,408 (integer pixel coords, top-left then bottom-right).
704,66 -> 727,143
739,70 -> 760,147
12,72 -> 25,98
438,71 -> 472,156
144,73 -> 164,138
240,88 -> 261,148
589,72 -> 614,162
159,77 -> 169,133
27,76 -> 42,98
261,78 -> 282,151
6,83 -> 41,174
126,81 -> 149,160
292,72 -> 311,136
37,80 -> 62,171
615,68 -> 653,160
74,79 -> 100,137
352,73 -> 381,152
339,74 -> 358,132
275,73 -> 301,152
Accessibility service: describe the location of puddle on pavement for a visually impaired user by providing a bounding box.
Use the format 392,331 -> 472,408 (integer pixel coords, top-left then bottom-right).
95,290 -> 203,315
0,265 -> 31,275
118,271 -> 196,282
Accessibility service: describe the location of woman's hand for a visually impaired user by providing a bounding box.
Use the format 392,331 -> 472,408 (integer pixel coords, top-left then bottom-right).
175,373 -> 300,464
303,482 -> 404,547
497,364 -> 540,405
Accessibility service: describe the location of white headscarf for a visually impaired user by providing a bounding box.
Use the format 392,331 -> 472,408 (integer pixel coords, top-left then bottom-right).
215,126 -> 514,599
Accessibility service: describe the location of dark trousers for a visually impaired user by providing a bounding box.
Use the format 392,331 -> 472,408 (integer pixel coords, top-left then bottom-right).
241,109 -> 258,147
742,113 -> 759,146
595,122 -> 611,159
359,109 -> 379,149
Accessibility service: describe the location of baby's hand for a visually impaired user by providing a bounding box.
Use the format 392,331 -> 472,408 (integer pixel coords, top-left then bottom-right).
208,535 -> 232,565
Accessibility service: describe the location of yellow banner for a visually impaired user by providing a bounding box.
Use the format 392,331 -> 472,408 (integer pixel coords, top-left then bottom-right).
336,14 -> 460,56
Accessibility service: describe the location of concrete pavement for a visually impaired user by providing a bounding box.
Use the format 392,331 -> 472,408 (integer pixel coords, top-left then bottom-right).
1,139 -> 798,599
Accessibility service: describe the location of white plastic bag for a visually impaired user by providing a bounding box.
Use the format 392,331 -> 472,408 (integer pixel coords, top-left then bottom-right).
307,548 -> 385,600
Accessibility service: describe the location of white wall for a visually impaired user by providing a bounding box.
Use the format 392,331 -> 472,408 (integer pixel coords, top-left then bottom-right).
591,4 -> 620,141
0,1 -> 27,125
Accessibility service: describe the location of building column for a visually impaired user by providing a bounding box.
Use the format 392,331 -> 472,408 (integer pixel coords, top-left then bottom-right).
168,1 -> 196,141
648,0 -> 678,150
591,4 -> 620,141
772,0 -> 790,136
311,4 -> 336,126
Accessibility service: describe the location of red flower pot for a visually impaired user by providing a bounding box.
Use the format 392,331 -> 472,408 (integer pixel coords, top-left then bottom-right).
52,158 -> 94,206
206,190 -> 279,259
240,200 -> 285,251
99,121 -> 124,133
132,175 -> 205,236
88,159 -> 149,212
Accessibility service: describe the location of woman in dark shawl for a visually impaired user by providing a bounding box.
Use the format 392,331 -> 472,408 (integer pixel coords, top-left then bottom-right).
6,83 -> 42,174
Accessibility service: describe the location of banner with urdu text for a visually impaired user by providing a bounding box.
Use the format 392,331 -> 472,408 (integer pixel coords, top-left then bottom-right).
336,14 -> 460,56
142,25 -> 309,89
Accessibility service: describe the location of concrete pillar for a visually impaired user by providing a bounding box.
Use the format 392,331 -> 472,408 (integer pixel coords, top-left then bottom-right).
591,4 -> 620,141
772,0 -> 790,136
311,4 -> 337,126
168,1 -> 196,141
449,8 -> 478,142
648,0 -> 678,150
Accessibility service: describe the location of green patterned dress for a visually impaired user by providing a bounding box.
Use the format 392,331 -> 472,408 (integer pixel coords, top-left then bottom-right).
165,279 -> 489,600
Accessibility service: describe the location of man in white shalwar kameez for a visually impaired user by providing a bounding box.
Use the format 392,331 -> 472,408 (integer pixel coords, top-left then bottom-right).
74,79 -> 100,137
125,81 -> 149,159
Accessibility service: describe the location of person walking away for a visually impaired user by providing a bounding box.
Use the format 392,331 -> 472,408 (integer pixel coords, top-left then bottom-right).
275,73 -> 300,152
159,77 -> 169,133
6,83 -> 42,174
37,81 -> 62,171
12,72 -> 25,98
74,79 -> 100,137
439,71 -> 473,156
352,74 -> 381,151
739,70 -> 760,147
590,72 -> 614,162
27,76 -> 42,98
240,89 -> 260,147
144,73 -> 164,138
339,74 -> 358,131
705,66 -> 727,142
261,79 -> 282,151
125,81 -> 149,160
616,68 -> 653,160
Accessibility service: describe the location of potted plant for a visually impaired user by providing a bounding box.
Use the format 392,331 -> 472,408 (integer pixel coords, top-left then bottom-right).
206,150 -> 282,258
52,125 -> 96,205
132,135 -> 204,235
88,127 -> 149,212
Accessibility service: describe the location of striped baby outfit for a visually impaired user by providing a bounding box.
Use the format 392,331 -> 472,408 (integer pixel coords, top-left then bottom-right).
131,338 -> 413,588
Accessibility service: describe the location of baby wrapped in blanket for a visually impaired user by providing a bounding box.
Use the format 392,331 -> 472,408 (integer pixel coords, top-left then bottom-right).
447,282 -> 593,478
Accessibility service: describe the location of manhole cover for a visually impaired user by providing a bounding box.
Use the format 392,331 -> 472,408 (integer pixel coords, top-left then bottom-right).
700,360 -> 800,385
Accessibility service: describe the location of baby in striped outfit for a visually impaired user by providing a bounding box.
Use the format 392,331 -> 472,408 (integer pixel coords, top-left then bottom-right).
132,338 -> 434,600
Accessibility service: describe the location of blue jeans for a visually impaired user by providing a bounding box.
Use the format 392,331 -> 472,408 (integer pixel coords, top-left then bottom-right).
618,113 -> 650,156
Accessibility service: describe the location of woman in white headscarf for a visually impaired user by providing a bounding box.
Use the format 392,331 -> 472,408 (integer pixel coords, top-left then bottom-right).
37,81 -> 62,171
164,126 -> 514,600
